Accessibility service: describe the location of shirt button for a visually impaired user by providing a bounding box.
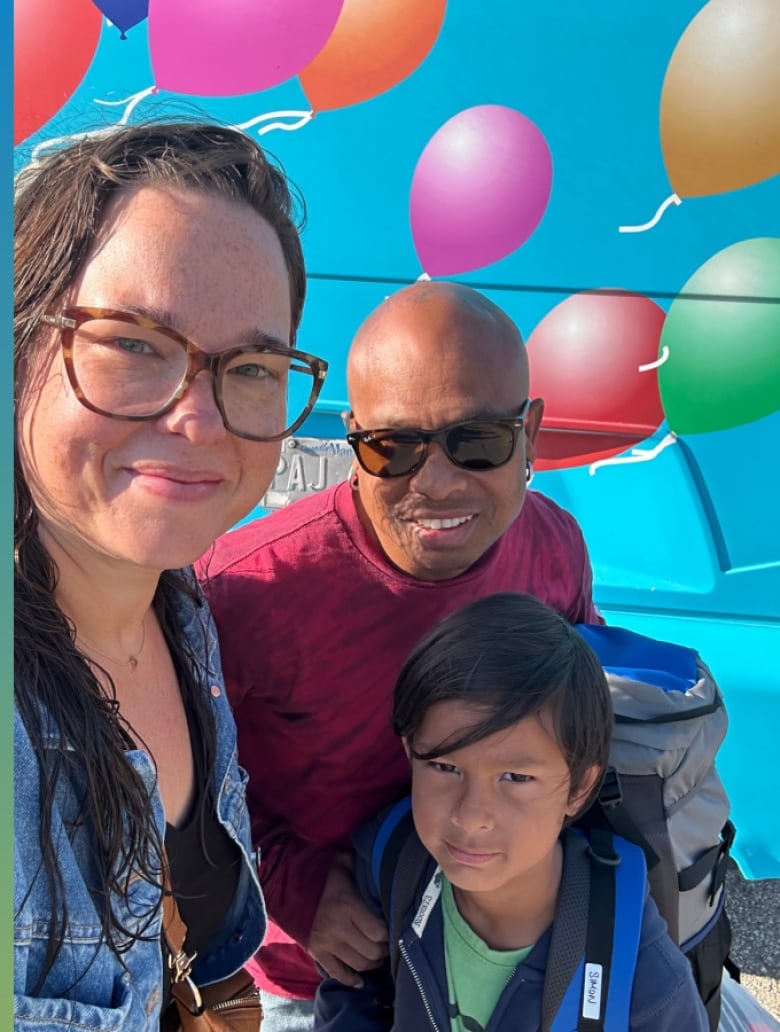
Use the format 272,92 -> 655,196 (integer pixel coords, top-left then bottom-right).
210,685 -> 221,698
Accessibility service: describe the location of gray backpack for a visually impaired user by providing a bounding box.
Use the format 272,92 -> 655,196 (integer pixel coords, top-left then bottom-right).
576,624 -> 736,1030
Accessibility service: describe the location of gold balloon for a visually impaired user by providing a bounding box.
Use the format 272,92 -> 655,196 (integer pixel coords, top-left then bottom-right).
660,0 -> 780,198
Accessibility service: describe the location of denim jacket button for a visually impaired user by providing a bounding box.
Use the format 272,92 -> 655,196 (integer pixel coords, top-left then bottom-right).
210,684 -> 221,697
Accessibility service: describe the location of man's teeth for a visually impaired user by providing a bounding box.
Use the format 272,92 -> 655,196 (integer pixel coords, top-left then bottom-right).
415,516 -> 473,530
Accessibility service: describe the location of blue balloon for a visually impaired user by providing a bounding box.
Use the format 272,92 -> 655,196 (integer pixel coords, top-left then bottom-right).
92,0 -> 149,38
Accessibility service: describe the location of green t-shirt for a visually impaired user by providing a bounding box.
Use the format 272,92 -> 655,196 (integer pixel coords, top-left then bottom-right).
442,877 -> 534,1032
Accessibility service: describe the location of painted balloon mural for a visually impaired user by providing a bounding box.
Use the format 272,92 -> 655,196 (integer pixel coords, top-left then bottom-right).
620,0 -> 780,232
526,292 -> 666,471
147,0 -> 345,98
660,0 -> 780,200
11,0 -> 780,890
298,0 -> 447,113
92,0 -> 148,39
14,0 -> 103,145
658,237 -> 780,436
410,105 -> 553,277
20,0 -> 448,139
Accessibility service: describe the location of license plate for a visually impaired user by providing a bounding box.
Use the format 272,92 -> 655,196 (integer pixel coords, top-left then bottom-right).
260,437 -> 354,509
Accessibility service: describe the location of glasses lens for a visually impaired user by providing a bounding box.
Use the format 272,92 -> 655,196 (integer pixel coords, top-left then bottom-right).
356,430 -> 424,478
220,350 -> 316,440
70,316 -> 319,440
71,318 -> 186,417
446,421 -> 518,469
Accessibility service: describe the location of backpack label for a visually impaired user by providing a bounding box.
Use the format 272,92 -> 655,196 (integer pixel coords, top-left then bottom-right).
581,963 -> 603,1020
412,868 -> 442,938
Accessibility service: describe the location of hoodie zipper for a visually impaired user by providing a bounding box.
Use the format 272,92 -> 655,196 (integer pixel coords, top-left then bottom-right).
399,940 -> 442,1032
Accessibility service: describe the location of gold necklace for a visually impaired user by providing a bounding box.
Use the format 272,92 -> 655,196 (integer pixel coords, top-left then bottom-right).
78,619 -> 147,671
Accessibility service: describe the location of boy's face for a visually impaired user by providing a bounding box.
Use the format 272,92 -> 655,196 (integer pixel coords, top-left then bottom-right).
407,701 -> 595,905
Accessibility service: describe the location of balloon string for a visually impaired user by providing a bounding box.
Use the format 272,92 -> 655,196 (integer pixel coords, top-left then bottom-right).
234,111 -> 313,136
618,193 -> 682,234
30,87 -> 156,163
588,431 -> 677,476
638,346 -> 670,372
93,86 -> 156,123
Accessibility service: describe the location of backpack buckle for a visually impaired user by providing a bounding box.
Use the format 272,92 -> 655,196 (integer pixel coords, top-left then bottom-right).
708,820 -> 736,906
721,819 -> 736,851
599,767 -> 623,810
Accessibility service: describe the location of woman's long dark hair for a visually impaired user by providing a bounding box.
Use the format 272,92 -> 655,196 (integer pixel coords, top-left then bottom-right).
14,121 -> 307,990
14,542 -> 207,989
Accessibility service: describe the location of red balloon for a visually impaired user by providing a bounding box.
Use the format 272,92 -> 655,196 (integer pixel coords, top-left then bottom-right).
527,291 -> 666,471
14,0 -> 103,145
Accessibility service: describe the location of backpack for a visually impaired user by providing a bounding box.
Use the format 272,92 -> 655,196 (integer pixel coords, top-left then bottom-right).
576,624 -> 737,1029
373,625 -> 737,1031
375,798 -> 648,1032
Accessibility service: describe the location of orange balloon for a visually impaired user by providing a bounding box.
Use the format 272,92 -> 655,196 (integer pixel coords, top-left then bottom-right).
298,0 -> 447,113
660,0 -> 780,199
14,0 -> 103,145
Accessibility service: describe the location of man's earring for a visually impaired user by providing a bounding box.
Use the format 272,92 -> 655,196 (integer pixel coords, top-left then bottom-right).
525,461 -> 533,485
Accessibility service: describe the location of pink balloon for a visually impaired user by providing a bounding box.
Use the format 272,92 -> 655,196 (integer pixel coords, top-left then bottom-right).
410,105 -> 553,276
148,0 -> 344,97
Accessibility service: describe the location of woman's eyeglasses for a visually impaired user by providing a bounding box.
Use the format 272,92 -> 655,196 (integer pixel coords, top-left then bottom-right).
40,307 -> 328,442
347,401 -> 530,479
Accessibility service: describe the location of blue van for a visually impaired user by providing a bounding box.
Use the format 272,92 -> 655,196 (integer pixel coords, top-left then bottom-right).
15,0 -> 779,879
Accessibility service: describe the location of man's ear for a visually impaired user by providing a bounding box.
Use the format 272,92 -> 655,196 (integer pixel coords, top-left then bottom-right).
524,397 -> 544,466
342,409 -> 358,432
565,764 -> 601,820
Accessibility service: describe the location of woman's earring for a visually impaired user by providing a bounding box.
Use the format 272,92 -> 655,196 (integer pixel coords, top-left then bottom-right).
525,461 -> 534,485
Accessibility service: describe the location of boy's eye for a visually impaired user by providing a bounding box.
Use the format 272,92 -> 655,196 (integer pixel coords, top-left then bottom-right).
429,760 -> 459,775
500,772 -> 533,784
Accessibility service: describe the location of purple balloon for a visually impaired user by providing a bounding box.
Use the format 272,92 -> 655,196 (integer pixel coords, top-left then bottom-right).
92,0 -> 149,37
410,105 -> 553,277
149,0 -> 344,98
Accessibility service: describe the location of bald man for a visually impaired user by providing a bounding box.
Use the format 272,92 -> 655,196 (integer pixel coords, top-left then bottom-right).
196,283 -> 602,1030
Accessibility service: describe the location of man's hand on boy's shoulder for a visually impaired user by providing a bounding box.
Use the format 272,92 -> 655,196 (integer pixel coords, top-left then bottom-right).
308,850 -> 389,987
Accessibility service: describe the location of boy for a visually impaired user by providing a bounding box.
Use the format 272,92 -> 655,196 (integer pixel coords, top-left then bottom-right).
313,593 -> 708,1031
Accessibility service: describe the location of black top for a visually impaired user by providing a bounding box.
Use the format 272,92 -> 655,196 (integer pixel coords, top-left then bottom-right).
160,707 -> 242,1021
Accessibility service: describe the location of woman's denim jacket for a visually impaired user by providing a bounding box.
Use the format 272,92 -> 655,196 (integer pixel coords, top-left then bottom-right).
14,577 -> 266,1031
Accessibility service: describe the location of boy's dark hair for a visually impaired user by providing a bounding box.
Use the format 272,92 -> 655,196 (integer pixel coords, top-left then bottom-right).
392,592 -> 613,815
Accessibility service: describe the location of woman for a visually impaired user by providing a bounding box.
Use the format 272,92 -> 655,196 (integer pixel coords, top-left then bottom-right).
13,122 -> 327,1029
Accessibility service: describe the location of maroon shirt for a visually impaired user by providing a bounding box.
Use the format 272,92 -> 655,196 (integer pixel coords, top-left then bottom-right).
196,482 -> 601,999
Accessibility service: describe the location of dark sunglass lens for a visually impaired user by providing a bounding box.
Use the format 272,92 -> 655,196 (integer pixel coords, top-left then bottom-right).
447,423 -> 516,469
358,432 -> 423,478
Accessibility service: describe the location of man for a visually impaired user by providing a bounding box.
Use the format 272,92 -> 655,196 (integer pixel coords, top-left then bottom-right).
196,281 -> 602,1028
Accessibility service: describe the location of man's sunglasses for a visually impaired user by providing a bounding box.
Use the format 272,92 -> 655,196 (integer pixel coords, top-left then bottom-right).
346,400 -> 530,479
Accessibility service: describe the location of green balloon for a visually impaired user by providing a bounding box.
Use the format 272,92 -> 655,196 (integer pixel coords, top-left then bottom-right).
659,237 -> 780,435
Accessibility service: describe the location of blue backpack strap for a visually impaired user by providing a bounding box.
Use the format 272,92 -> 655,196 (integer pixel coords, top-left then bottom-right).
549,831 -> 646,1032
601,834 -> 646,1029
371,796 -> 429,980
542,829 -> 593,1031
371,796 -> 413,898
